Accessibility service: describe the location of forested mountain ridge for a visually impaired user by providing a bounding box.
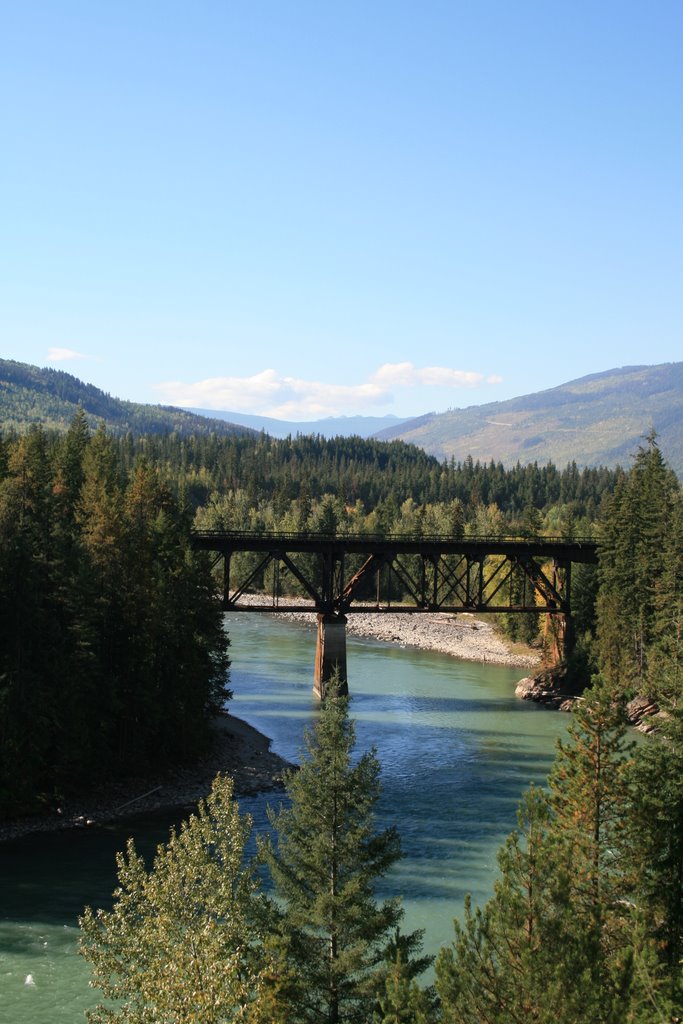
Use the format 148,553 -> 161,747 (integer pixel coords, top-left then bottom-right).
0,358 -> 255,437
375,362 -> 683,477
5,357 -> 682,477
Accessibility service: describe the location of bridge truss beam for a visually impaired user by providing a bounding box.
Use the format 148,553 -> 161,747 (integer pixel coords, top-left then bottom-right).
202,544 -> 580,616
193,532 -> 596,696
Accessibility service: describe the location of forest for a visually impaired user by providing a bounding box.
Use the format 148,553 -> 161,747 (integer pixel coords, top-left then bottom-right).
1,414 -> 680,813
0,413 -> 681,1020
0,413 -> 231,817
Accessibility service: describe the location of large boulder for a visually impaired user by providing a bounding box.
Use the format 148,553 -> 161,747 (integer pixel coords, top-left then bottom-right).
626,695 -> 662,732
515,665 -> 582,710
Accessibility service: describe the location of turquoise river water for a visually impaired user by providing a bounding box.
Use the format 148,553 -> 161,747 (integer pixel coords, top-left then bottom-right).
0,613 -> 569,1022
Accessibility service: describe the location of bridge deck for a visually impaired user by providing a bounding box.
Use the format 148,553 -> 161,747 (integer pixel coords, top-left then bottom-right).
191,530 -> 598,564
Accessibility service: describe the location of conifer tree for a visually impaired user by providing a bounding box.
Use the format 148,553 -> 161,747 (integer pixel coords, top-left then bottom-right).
627,702 -> 683,1006
436,683 -> 668,1023
648,488 -> 683,702
260,684 -> 426,1024
371,947 -> 435,1024
0,427 -> 59,812
597,432 -> 679,697
546,681 -> 664,1020
54,407 -> 90,511
549,682 -> 634,934
435,787 -> 592,1024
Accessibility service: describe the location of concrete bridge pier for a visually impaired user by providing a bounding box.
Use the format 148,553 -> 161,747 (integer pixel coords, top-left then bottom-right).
314,613 -> 348,699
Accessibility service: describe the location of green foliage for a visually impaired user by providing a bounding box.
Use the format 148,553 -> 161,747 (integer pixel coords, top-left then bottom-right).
597,433 -> 681,699
80,691 -> 432,1023
437,682 -> 675,1023
648,488 -> 683,700
0,418 -> 231,817
548,684 -> 640,1000
76,675 -> 683,1022
259,686 -> 430,1024
79,775 -> 279,1023
0,357 -> 252,439
627,703 -> 683,1005
436,788 -> 593,1024
347,439 -> 682,1018
372,946 -> 435,1023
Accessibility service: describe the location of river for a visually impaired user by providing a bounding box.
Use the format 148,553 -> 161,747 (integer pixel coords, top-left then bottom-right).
0,613 -> 568,1022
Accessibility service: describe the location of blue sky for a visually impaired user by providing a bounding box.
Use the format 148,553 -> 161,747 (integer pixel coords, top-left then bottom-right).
2,1 -> 681,420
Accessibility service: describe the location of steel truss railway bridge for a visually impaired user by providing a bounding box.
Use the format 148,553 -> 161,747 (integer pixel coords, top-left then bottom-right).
191,530 -> 598,697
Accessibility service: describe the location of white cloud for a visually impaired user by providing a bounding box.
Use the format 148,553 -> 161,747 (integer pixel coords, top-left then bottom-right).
156,370 -> 389,418
371,362 -> 486,389
47,347 -> 88,362
154,363 -> 502,419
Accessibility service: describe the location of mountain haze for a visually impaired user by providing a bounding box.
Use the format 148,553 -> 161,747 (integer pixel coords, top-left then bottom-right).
188,408 -> 410,439
375,363 -> 683,476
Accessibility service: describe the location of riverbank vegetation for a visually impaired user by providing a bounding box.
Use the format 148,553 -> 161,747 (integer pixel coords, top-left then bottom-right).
80,685 -> 683,1022
0,416 -> 679,818
2,412 -> 681,1017
0,412 -> 230,819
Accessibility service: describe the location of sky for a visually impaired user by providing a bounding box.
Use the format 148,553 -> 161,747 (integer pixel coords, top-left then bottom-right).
1,1 -> 681,421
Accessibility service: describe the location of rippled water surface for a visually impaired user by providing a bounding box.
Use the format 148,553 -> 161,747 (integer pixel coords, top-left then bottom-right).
0,614 -> 568,1021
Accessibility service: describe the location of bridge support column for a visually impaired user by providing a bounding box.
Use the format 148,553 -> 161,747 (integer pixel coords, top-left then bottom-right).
314,614 -> 348,699
543,611 -> 574,665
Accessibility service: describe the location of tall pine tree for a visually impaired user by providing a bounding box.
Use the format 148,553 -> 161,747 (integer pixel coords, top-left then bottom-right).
597,432 -> 679,699
259,686 -> 427,1024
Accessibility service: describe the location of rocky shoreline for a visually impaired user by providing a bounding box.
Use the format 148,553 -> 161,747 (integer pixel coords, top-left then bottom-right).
0,713 -> 292,844
0,606 -> 539,844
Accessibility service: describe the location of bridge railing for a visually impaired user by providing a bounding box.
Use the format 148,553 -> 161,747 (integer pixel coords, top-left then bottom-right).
191,528 -> 598,547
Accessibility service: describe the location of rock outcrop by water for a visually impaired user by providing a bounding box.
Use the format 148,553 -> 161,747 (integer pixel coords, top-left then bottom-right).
626,695 -> 665,732
517,672 -> 667,730
515,671 -> 579,711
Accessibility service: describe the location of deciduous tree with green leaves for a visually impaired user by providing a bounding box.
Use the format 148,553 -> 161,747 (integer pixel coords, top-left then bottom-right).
79,775 -> 284,1024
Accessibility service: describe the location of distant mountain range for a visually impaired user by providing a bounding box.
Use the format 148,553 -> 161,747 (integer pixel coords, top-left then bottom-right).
1,358 -> 681,476
187,408 -> 410,439
374,363 -> 683,476
0,359 -> 254,438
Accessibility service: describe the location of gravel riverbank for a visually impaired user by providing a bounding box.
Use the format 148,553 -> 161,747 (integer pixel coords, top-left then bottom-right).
242,597 -> 540,669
